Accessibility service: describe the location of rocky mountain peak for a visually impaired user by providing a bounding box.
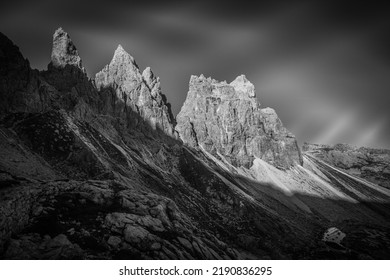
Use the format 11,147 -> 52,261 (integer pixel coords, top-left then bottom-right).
114,44 -> 125,54
230,74 -> 256,98
95,44 -> 142,91
95,45 -> 176,137
176,75 -> 302,168
187,74 -> 257,104
50,27 -> 84,72
111,44 -> 137,67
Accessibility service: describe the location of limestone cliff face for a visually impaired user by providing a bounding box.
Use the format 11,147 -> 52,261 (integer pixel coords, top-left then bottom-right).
176,74 -> 302,168
95,45 -> 176,137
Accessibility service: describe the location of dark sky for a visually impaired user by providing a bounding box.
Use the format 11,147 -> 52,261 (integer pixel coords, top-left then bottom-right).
1,0 -> 389,148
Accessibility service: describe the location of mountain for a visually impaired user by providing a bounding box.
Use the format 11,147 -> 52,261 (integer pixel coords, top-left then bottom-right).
1,28 -> 389,260
176,74 -> 302,169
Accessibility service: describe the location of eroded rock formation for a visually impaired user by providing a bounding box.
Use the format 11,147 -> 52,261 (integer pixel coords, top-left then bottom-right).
50,27 -> 85,71
95,45 -> 176,137
176,74 -> 302,169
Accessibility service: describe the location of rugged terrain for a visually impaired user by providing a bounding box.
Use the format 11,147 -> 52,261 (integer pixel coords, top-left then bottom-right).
303,143 -> 390,189
1,28 -> 389,260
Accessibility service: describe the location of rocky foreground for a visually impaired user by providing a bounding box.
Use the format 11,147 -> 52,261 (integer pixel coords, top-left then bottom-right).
1,28 -> 390,259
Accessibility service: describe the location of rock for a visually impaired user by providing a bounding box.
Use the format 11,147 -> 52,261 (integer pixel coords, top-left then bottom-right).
32,205 -> 43,217
175,75 -> 302,169
192,240 -> 205,258
142,67 -> 158,95
50,27 -> 84,72
150,242 -> 162,251
4,233 -> 83,259
107,236 -> 122,248
207,246 -> 223,260
95,45 -> 176,137
78,181 -> 114,206
137,215 -> 165,232
230,75 -> 256,98
48,234 -> 72,247
161,246 -> 178,259
123,225 -> 150,244
177,237 -> 193,252
105,212 -> 138,233
0,32 -> 47,115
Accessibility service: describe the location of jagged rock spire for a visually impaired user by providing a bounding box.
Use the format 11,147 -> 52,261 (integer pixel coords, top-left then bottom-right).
111,44 -> 137,66
95,44 -> 176,137
50,27 -> 85,72
95,44 -> 142,91
114,44 -> 126,55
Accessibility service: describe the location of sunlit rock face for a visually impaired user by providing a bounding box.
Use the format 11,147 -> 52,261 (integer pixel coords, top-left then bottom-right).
176,74 -> 302,169
50,27 -> 85,72
95,45 -> 176,137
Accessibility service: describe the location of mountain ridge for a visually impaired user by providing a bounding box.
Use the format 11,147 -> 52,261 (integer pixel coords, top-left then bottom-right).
1,28 -> 390,260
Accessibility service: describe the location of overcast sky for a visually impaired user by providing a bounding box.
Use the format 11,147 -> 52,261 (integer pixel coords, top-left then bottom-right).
1,0 -> 389,149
